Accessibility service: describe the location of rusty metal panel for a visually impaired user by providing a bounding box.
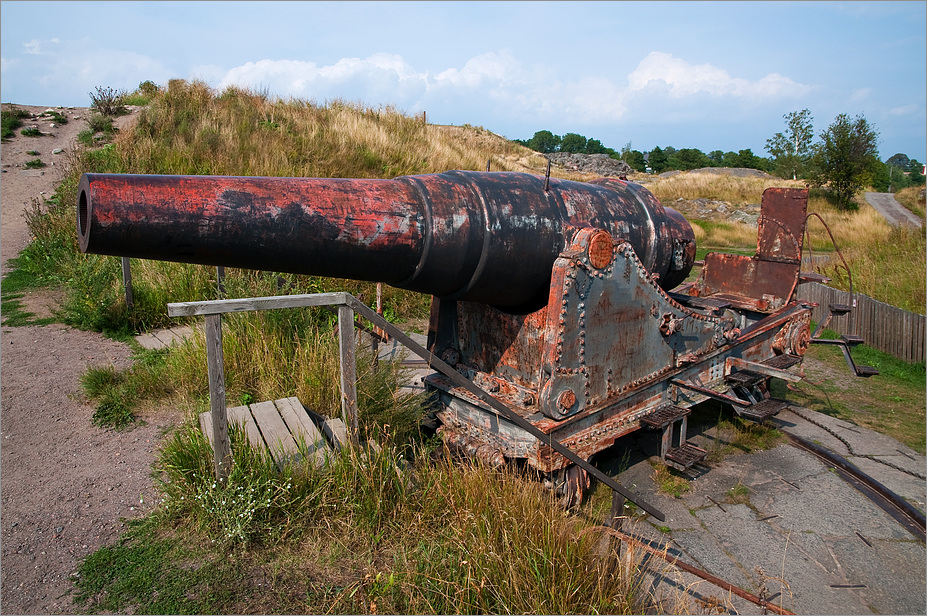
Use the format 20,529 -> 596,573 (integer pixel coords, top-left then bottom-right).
756,187 -> 808,263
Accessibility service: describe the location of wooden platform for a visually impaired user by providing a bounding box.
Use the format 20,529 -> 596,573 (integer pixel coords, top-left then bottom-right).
199,397 -> 348,469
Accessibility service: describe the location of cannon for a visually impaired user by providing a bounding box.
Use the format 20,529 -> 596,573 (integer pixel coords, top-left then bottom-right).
79,169 -> 863,505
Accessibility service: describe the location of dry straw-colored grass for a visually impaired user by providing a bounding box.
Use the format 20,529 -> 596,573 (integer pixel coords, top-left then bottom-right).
647,171 -> 806,205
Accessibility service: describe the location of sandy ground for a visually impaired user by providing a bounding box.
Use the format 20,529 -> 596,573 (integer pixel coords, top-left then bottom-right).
1,104 -> 182,614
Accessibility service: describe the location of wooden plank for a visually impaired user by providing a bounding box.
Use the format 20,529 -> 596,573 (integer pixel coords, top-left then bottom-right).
168,292 -> 348,317
228,405 -> 263,449
250,400 -> 299,467
198,411 -> 214,449
276,398 -> 326,451
322,417 -> 349,451
275,398 -> 331,467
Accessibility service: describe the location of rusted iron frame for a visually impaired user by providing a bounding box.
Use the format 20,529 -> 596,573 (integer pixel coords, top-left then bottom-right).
670,378 -> 751,408
803,212 -> 856,331
725,357 -> 803,383
595,527 -> 795,615
342,294 -> 667,521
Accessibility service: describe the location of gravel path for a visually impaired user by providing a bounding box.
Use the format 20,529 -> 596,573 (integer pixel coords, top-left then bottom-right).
864,191 -> 923,227
1,104 -> 182,614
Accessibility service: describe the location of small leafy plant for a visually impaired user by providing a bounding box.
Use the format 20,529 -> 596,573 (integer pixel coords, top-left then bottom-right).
24,158 -> 46,169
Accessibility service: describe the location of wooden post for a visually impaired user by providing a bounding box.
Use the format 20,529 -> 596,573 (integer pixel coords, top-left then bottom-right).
205,314 -> 231,481
337,304 -> 359,445
121,257 -> 134,310
216,266 -> 225,297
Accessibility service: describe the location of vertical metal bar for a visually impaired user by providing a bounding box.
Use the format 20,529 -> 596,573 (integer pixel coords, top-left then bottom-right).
216,266 -> 226,297
338,304 -> 359,445
205,314 -> 231,481
121,257 -> 134,310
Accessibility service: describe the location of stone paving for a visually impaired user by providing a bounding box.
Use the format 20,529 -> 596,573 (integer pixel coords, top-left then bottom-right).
608,407 -> 925,615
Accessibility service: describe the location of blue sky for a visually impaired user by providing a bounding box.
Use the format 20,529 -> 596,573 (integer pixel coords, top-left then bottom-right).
2,1 -> 925,162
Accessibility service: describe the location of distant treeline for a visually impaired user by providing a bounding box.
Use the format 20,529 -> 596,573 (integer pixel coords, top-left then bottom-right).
513,129 -> 771,173
514,126 -> 925,197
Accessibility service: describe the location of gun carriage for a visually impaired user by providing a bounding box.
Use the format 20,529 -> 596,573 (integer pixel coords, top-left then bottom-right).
78,169 -> 868,506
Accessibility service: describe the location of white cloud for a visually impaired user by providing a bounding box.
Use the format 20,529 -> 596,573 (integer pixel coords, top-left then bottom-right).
217,54 -> 429,105
434,51 -> 520,89
23,39 -> 43,55
627,51 -> 812,100
889,104 -> 919,116
850,87 -> 872,102
2,37 -> 173,105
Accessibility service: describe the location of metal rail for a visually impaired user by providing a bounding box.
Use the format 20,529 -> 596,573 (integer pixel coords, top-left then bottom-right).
783,432 -> 926,542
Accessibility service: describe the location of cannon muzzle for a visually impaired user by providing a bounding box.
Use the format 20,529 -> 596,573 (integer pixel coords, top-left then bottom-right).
78,170 -> 695,309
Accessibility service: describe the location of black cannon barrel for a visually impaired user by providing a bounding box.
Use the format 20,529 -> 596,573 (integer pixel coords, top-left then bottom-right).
78,170 -> 695,309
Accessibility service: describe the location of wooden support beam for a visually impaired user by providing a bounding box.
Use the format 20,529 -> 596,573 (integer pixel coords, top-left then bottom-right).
338,304 -> 359,446
205,314 -> 231,482
121,257 -> 134,310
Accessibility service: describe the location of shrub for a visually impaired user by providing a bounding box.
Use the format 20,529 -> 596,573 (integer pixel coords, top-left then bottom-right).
89,85 -> 128,116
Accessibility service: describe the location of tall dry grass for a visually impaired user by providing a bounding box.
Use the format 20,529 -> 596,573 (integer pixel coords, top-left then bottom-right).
647,171 -> 806,205
119,79 -> 552,180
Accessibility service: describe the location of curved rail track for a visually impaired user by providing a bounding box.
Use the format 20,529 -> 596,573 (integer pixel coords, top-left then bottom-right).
783,431 -> 926,542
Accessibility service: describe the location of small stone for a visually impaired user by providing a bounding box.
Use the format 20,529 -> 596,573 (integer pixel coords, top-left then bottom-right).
52,148 -> 63,154
56,526 -> 64,533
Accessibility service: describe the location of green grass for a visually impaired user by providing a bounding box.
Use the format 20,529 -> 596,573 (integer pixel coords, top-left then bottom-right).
74,521 -> 237,614
24,158 -> 46,169
1,106 -> 30,140
42,109 -> 68,124
0,263 -> 57,327
650,459 -> 691,498
80,347 -> 172,429
726,482 -> 751,505
76,429 -> 647,614
21,126 -> 44,137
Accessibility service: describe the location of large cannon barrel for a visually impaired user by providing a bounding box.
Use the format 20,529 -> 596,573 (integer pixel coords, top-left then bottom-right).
78,170 -> 695,309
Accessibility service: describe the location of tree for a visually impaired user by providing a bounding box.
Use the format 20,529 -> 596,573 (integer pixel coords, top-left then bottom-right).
559,132 -> 588,153
623,149 -> 647,172
810,113 -> 880,210
765,109 -> 814,180
584,138 -> 611,155
648,146 -> 668,173
720,151 -> 740,167
708,150 -> 724,165
734,148 -> 766,170
886,152 -> 911,169
525,130 -> 560,153
668,148 -> 710,170
909,159 -> 925,185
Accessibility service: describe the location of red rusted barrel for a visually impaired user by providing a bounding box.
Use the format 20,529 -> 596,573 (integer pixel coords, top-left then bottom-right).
78,170 -> 695,309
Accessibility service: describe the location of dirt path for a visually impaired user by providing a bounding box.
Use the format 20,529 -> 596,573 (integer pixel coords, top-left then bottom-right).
865,191 -> 923,227
0,104 -> 182,614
